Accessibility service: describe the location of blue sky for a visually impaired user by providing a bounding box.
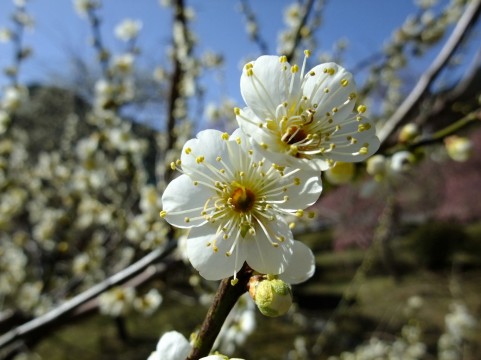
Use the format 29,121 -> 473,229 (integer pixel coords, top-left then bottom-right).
0,1 -> 419,84
1,0 -> 456,127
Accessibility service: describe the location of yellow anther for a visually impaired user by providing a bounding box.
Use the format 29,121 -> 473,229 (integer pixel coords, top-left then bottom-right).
245,63 -> 253,69
291,64 -> 299,73
193,181 -> 198,186
332,107 -> 338,113
231,278 -> 239,286
176,159 -> 182,166
216,156 -> 222,162
159,210 -> 167,218
294,177 -> 301,185
304,49 -> 311,57
239,171 -> 245,177
260,143 -> 268,149
357,104 -> 367,113
295,209 -> 304,217
196,156 -> 205,164
309,71 -> 316,76
349,92 -> 357,100
324,88 -> 330,93
341,79 -> 349,87
324,67 -> 336,75
221,132 -> 229,140
185,147 -> 192,154
308,211 -> 316,219
226,251 -> 232,257
358,123 -> 371,132
289,222 -> 296,229
279,55 -> 287,63
236,137 -> 241,144
213,245 -> 219,252
184,217 -> 190,223
234,107 -> 241,115
246,68 -> 253,76
359,146 -> 368,155
266,119 -> 277,130
170,162 -> 176,170
289,145 -> 298,155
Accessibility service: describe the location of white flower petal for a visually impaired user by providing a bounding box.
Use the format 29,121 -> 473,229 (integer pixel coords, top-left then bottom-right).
187,224 -> 247,280
278,240 -> 315,284
180,129 -> 232,174
161,175 -> 211,228
283,172 -> 322,211
245,216 -> 294,275
303,62 -> 356,115
240,55 -> 299,120
156,331 -> 191,360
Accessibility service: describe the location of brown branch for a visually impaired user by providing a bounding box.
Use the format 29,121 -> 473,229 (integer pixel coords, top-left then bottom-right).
414,50 -> 481,128
285,0 -> 317,62
166,0 -> 187,150
0,241 -> 176,353
378,0 -> 481,143
239,0 -> 269,54
186,265 -> 252,360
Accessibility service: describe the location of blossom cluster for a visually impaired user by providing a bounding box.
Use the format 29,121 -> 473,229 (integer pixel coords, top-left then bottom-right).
161,52 -> 379,285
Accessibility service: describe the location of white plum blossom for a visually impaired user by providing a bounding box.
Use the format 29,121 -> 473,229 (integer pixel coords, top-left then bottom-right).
161,129 -> 321,283
73,0 -> 99,17
98,286 -> 136,317
114,19 -> 142,41
235,52 -> 379,171
2,86 -> 28,112
147,331 -> 245,360
148,331 -> 191,360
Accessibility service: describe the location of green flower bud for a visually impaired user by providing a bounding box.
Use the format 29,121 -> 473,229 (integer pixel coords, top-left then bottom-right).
249,276 -> 292,317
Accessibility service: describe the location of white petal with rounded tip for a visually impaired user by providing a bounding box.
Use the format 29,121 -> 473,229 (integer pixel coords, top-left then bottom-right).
245,216 -> 294,275
161,174 -> 211,228
181,129 -> 232,174
278,240 -> 315,284
283,173 -> 322,211
303,62 -> 356,115
241,56 -> 297,120
156,331 -> 191,360
187,224 -> 248,280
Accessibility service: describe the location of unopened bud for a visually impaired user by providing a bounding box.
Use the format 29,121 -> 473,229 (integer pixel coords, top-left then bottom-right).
325,161 -> 355,185
390,151 -> 416,172
248,275 -> 292,317
398,123 -> 420,143
445,135 -> 472,162
366,154 -> 386,180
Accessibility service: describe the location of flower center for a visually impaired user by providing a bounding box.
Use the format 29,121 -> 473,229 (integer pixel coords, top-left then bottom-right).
230,186 -> 256,212
281,125 -> 307,145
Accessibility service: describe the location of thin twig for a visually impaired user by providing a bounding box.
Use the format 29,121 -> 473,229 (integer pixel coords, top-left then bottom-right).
0,241 -> 176,351
239,0 -> 269,54
285,0 -> 316,62
414,49 -> 481,127
378,0 -> 481,143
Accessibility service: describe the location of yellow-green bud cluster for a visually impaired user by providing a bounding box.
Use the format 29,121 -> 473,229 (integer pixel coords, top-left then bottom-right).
248,276 -> 292,317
